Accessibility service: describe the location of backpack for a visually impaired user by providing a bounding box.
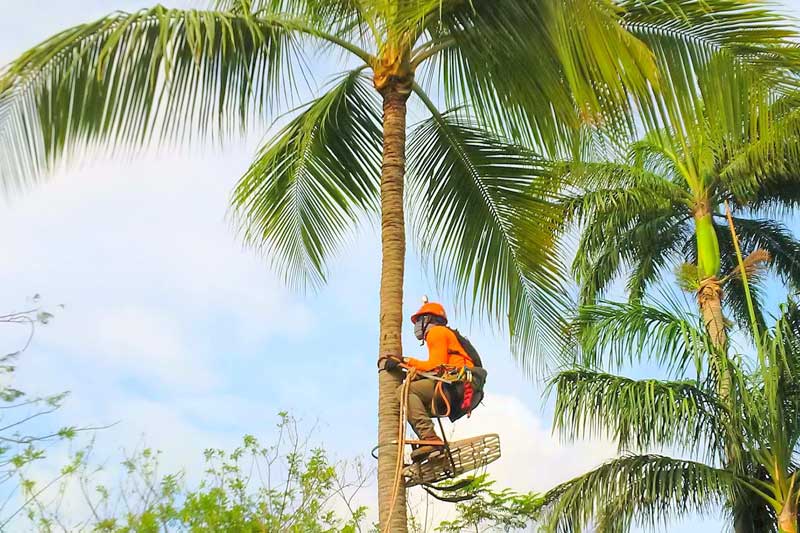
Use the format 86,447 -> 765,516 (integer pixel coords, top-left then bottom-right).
443,328 -> 487,422
447,328 -> 484,368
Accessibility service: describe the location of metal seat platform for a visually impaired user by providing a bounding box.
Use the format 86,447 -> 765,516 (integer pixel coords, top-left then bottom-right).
403,433 -> 501,487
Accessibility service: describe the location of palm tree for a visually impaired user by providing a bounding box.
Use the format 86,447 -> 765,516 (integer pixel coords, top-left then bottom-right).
557,56 -> 800,355
0,1 -> 795,529
539,297 -> 800,532
553,18 -> 800,526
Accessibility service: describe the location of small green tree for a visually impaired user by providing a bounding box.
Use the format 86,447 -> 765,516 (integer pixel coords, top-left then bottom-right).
431,475 -> 539,533
24,413 -> 544,532
0,298 -> 98,528
24,413 -> 370,533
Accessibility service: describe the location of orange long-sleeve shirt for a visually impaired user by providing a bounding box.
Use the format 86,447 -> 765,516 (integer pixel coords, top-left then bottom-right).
405,325 -> 474,372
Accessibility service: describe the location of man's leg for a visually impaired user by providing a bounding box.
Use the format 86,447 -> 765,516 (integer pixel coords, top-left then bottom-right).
405,379 -> 437,440
397,379 -> 444,461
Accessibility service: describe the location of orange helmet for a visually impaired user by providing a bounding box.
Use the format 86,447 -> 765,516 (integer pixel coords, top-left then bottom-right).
411,300 -> 447,324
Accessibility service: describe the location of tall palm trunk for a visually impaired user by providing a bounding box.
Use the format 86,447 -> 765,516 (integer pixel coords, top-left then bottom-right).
694,203 -> 726,348
696,205 -> 750,532
377,89 -> 409,532
694,202 -> 731,400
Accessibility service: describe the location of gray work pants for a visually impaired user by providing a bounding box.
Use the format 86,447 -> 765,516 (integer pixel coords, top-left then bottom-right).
397,378 -> 438,440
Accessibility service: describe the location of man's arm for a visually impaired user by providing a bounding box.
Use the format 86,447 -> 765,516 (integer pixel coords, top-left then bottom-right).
405,327 -> 449,371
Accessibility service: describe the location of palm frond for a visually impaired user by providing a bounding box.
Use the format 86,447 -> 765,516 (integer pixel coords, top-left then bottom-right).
407,107 -> 568,372
726,249 -> 771,283
711,240 -> 770,337
723,217 -> 800,293
724,166 -> 800,220
623,218 -> 690,301
573,300 -> 707,373
620,0 -> 797,53
419,0 -> 658,152
556,160 -> 690,224
0,5 -> 312,193
719,104 -> 800,209
568,196 -> 689,305
551,369 -> 725,458
215,0 -> 378,51
230,70 -> 382,290
620,0 -> 800,134
539,454 -> 737,533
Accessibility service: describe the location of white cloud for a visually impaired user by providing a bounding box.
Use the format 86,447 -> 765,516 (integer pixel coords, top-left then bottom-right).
447,394 -> 616,493
0,146 -> 314,388
83,306 -> 217,389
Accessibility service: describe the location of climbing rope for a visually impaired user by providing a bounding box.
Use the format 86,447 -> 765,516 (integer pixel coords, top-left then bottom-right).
384,367 -> 415,533
433,380 -> 451,418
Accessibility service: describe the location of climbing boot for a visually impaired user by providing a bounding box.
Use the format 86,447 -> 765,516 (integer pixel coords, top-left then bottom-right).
410,437 -> 444,462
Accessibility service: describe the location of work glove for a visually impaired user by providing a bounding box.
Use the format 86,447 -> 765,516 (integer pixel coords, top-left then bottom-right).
380,355 -> 403,371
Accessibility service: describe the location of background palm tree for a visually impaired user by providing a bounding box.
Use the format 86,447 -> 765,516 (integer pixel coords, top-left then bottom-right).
554,18 -> 800,349
0,1 -> 797,529
539,297 -> 800,532
551,9 -> 800,530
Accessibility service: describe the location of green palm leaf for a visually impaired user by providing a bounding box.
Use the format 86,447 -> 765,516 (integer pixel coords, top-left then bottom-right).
407,105 -> 567,369
551,369 -> 725,458
554,158 -> 693,303
0,5 -> 305,192
620,0 -> 800,134
722,114 -> 800,216
417,0 -> 659,151
720,218 -> 800,300
574,300 -> 708,372
230,70 -> 382,289
539,454 -> 738,533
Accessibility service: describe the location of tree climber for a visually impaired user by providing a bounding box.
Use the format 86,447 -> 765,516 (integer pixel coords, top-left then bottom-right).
383,299 -> 487,461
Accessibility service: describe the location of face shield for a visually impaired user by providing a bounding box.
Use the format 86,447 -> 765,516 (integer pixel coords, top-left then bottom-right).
413,316 -> 427,340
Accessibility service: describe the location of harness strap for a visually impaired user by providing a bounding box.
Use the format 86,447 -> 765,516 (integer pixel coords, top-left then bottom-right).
447,344 -> 476,368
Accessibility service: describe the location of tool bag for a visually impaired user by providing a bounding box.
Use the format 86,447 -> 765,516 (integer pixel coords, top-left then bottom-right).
444,366 -> 487,422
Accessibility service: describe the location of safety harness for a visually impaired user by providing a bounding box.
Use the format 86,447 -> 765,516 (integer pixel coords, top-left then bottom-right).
417,364 -> 480,419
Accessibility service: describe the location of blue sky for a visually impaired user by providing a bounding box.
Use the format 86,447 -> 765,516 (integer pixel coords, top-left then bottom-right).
0,1 -> 799,531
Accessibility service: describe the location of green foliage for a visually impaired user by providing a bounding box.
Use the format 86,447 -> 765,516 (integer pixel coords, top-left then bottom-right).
0,299 -> 98,528
553,0 -> 800,331
407,109 -> 567,369
230,69 -> 383,290
23,414 -> 370,533
20,414 -> 542,532
558,113 -> 800,335
572,299 -> 709,373
551,369 -> 725,457
4,0 -> 797,369
541,295 -> 800,532
432,475 -> 539,532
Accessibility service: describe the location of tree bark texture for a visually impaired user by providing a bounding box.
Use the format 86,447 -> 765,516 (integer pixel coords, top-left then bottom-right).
377,90 -> 409,533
